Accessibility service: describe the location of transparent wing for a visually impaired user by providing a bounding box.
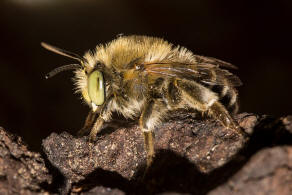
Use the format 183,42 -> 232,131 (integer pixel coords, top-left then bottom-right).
143,61 -> 242,87
193,55 -> 238,70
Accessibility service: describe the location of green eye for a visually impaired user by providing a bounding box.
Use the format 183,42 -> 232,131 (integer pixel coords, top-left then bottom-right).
88,70 -> 105,106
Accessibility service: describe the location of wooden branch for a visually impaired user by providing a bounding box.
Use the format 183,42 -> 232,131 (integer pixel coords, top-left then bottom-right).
0,113 -> 291,194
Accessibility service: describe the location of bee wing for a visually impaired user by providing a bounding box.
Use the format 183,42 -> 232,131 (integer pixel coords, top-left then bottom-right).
143,62 -> 242,87
194,55 -> 238,69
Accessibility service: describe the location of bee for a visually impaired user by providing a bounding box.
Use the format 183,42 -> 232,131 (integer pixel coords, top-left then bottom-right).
42,35 -> 244,168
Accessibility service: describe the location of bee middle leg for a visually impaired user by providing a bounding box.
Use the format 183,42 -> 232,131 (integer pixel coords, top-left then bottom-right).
139,99 -> 166,169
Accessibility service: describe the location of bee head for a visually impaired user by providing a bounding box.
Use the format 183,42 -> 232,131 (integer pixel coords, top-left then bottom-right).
41,42 -> 105,112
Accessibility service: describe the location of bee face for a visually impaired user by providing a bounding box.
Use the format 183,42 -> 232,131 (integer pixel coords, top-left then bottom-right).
42,35 -> 245,169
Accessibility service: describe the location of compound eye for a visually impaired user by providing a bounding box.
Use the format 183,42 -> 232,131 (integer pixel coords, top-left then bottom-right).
88,70 -> 105,106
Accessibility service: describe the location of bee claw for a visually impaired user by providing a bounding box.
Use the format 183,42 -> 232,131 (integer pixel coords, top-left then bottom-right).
237,126 -> 249,137
227,122 -> 249,138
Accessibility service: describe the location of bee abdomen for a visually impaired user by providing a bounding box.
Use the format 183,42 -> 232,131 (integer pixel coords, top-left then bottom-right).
211,85 -> 239,114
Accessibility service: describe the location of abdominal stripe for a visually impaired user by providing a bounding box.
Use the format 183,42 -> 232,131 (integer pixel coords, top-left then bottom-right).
210,84 -> 237,112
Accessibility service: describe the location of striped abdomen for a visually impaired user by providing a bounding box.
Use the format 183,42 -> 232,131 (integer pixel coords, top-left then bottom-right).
210,84 -> 239,114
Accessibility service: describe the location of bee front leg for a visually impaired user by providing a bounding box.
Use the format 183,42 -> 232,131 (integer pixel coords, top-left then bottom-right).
87,95 -> 114,142
89,117 -> 105,142
77,110 -> 97,136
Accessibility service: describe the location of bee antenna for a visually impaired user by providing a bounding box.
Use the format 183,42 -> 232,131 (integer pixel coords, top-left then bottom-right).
41,42 -> 84,62
45,64 -> 81,79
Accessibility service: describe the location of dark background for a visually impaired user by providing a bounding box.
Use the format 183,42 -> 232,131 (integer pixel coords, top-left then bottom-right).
0,0 -> 291,151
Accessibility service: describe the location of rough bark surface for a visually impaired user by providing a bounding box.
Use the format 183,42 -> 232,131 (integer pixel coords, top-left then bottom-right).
0,127 -> 52,194
0,112 -> 292,194
209,146 -> 292,195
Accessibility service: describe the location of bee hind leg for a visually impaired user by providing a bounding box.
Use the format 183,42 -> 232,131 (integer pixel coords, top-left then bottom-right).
175,79 -> 246,136
207,101 -> 246,136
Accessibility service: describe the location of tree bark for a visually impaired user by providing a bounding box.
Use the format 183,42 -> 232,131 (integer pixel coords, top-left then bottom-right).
0,113 -> 291,194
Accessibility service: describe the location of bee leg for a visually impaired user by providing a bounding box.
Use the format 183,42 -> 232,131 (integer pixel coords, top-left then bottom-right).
208,101 -> 246,136
142,130 -> 155,170
139,126 -> 155,170
89,117 -> 105,142
87,95 -> 113,142
175,80 -> 245,136
77,110 -> 97,136
139,100 -> 164,170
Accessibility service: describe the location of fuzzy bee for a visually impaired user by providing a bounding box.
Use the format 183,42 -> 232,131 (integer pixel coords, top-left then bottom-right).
42,35 -> 244,168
